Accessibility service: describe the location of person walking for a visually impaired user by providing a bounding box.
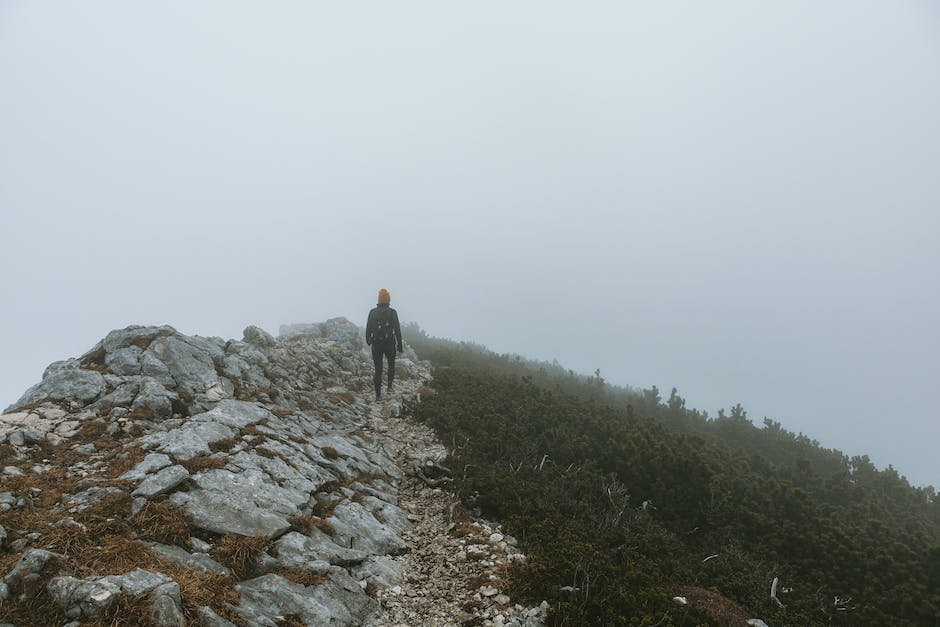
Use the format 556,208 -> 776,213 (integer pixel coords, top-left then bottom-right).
366,288 -> 403,401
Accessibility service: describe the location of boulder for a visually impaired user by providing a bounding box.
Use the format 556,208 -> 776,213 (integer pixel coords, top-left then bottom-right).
242,326 -> 275,348
3,549 -> 62,592
275,530 -> 369,569
170,489 -> 291,538
148,543 -> 231,575
105,346 -> 142,376
131,465 -> 189,498
132,377 -> 177,420
101,326 -> 176,354
326,500 -> 408,556
47,569 -> 174,621
119,453 -> 174,482
236,572 -> 378,626
148,336 -> 221,401
7,368 -> 105,412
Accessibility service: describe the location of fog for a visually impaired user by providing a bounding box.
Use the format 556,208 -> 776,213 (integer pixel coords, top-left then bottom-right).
1,2 -> 938,487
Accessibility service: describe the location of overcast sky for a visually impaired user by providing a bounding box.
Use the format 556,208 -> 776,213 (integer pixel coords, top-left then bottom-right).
1,2 -> 938,487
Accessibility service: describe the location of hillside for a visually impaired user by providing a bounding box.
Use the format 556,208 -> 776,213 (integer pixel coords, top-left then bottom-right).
0,320 -> 545,626
402,325 -> 940,626
2,320 -> 937,626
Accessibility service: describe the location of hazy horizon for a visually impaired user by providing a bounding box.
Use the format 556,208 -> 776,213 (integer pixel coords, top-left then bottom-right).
2,2 -> 938,488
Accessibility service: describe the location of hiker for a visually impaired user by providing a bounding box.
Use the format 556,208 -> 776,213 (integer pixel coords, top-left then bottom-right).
366,288 -> 403,401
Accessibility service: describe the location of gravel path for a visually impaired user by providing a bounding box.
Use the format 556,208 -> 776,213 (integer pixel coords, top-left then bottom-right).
361,383 -> 547,627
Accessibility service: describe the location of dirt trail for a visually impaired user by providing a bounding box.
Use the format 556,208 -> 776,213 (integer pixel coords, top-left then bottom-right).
361,384 -> 547,627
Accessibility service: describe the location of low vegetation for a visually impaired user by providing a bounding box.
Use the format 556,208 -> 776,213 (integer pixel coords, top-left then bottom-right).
402,324 -> 940,625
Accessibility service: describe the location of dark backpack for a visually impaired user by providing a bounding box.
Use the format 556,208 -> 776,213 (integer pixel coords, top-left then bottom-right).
373,308 -> 394,345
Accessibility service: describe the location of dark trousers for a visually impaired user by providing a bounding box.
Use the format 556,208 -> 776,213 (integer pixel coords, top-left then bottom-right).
372,342 -> 396,395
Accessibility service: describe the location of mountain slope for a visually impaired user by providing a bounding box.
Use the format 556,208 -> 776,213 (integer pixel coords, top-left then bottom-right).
402,326 -> 940,626
0,320 -> 545,626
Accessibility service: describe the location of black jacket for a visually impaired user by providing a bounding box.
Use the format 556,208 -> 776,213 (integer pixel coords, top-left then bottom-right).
366,304 -> 402,352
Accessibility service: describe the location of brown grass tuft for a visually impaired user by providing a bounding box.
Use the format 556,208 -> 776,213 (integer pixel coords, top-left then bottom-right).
450,522 -> 479,538
311,497 -> 342,519
254,447 -> 285,461
89,590 -> 154,626
173,568 -> 241,623
208,438 -> 235,453
104,445 -> 146,478
288,514 -> 333,535
240,423 -> 267,438
274,567 -> 328,588
79,346 -> 108,372
180,456 -> 227,473
349,428 -> 373,443
131,500 -> 192,545
0,555 -> 69,626
211,535 -> 270,580
321,446 -> 340,460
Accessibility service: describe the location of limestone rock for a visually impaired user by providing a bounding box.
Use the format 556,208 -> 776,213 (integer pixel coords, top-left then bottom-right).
236,573 -> 378,626
3,549 -> 62,592
119,453 -> 174,482
131,465 -> 189,498
148,543 -> 231,575
327,500 -> 408,556
170,490 -> 291,538
105,346 -> 142,376
7,368 -> 105,412
243,325 -> 275,347
275,530 -> 368,569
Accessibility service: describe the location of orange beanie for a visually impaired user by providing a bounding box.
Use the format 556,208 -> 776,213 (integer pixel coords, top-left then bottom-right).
377,289 -> 390,304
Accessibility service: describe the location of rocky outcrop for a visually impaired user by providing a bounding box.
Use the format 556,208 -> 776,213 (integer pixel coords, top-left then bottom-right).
0,318 -> 544,626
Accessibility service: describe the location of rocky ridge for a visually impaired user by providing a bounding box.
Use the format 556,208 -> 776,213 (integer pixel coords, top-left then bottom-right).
0,319 -> 546,626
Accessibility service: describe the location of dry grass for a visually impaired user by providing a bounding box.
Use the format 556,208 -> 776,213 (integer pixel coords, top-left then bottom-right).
254,447 -> 286,461
349,428 -> 373,443
180,456 -> 227,473
311,497 -> 342,519
274,567 -> 328,587
79,346 -> 108,372
0,554 -> 69,626
288,514 -> 333,535
88,592 -> 154,626
321,446 -> 340,460
131,500 -> 192,545
208,438 -> 235,453
105,445 -> 146,477
211,535 -> 270,580
326,391 -> 356,405
240,426 -> 264,440
173,568 -> 241,623
450,522 -> 479,538
316,479 -> 344,493
80,537 -> 155,576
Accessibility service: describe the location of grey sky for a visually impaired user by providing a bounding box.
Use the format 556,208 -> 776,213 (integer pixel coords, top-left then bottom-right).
2,2 -> 938,487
